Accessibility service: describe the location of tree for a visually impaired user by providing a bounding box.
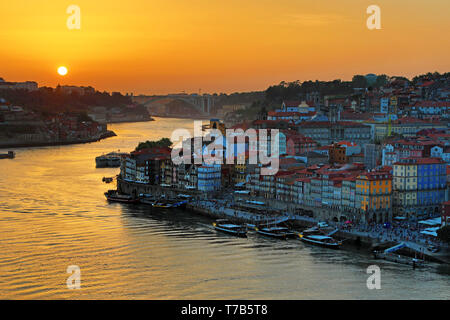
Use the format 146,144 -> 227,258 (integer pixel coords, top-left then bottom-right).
352,75 -> 368,88
375,74 -> 389,88
135,138 -> 172,151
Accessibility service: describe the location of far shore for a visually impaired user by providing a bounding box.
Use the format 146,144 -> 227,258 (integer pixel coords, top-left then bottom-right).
150,114 -> 213,120
0,130 -> 116,150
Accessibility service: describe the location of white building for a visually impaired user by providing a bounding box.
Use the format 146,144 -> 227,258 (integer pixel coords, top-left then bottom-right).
431,145 -> 450,164
382,144 -> 399,167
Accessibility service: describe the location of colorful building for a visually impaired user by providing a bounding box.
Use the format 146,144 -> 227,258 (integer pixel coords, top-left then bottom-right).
356,170 -> 392,223
393,157 -> 446,218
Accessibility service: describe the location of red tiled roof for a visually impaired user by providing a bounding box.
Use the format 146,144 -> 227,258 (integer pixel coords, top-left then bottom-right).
413,101 -> 450,108
338,141 -> 357,147
283,100 -> 301,107
252,119 -> 292,125
394,157 -> 445,165
299,121 -> 368,128
268,111 -> 302,117
418,81 -> 435,87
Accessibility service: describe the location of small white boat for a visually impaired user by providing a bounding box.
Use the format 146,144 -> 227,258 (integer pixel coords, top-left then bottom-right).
299,234 -> 342,249
256,226 -> 297,239
213,220 -> 247,237
373,251 -> 425,268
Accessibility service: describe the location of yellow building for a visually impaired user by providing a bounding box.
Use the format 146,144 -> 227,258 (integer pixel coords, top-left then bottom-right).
356,170 -> 392,222
233,153 -> 248,184
390,96 -> 398,113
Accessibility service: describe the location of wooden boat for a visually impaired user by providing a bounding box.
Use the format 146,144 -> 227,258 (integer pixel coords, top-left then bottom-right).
102,177 -> 114,183
373,251 -> 425,268
213,220 -> 247,237
256,226 -> 297,239
299,234 -> 342,249
138,193 -> 157,205
0,151 -> 15,159
152,200 -> 173,209
104,190 -> 139,204
152,199 -> 188,209
96,152 -> 126,168
302,226 -> 321,235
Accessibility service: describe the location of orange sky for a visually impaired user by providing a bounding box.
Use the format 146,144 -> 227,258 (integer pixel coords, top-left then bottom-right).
0,0 -> 449,94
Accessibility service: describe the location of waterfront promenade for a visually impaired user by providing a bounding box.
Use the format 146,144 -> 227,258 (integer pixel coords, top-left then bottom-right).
189,198 -> 450,263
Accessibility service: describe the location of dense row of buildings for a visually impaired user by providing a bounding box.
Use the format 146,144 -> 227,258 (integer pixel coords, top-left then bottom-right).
119,133 -> 448,224
119,74 -> 450,224
0,78 -> 38,91
0,98 -> 107,145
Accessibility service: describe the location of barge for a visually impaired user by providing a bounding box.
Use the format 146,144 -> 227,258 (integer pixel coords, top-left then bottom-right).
0,151 -> 15,159
299,234 -> 342,249
213,219 -> 247,237
96,152 -> 127,168
104,190 -> 139,204
255,226 -> 298,239
373,251 -> 425,268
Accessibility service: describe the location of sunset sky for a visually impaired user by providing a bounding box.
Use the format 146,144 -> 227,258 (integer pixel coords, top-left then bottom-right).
1,0 -> 449,94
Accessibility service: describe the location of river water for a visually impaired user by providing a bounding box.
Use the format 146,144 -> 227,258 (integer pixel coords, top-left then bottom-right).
0,117 -> 448,299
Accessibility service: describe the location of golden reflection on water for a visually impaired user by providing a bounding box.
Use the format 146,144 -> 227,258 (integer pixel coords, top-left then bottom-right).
0,118 -> 449,299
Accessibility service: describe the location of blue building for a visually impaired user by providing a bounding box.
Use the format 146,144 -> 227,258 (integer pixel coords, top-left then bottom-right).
416,158 -> 446,214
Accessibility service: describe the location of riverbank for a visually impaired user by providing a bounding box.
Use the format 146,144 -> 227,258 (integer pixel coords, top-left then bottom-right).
116,175 -> 450,264
105,116 -> 154,123
150,114 -> 213,120
186,200 -> 450,264
0,130 -> 116,149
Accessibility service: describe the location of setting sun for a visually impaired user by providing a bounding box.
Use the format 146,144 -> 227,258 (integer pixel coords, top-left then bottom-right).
57,66 -> 68,76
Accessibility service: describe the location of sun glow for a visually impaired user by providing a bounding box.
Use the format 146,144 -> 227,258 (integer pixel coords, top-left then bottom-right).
58,66 -> 68,76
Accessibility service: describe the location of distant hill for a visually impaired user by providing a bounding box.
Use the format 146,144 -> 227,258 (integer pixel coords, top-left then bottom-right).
142,97 -> 205,118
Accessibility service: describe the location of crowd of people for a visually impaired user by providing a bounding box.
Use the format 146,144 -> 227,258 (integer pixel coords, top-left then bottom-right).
335,219 -> 447,250
191,197 -> 447,251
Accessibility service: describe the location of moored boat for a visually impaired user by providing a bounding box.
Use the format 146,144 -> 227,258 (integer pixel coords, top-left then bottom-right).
104,190 -> 139,204
302,226 -> 321,235
213,219 -> 247,237
373,251 -> 425,268
152,199 -> 174,209
299,234 -> 342,249
138,193 -> 157,205
0,151 -> 15,159
102,177 -> 114,183
256,226 -> 297,239
96,152 -> 126,168
151,198 -> 188,209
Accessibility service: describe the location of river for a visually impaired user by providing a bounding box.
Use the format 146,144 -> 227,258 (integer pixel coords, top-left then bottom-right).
0,117 -> 448,299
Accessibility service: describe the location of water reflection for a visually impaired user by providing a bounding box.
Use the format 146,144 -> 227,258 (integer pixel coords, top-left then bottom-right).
0,118 -> 448,299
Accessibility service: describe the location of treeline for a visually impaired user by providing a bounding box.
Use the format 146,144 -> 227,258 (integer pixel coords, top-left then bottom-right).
135,138 -> 172,151
214,91 -> 265,107
229,74 -> 392,119
412,71 -> 450,85
265,75 -> 390,104
0,86 -> 133,114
